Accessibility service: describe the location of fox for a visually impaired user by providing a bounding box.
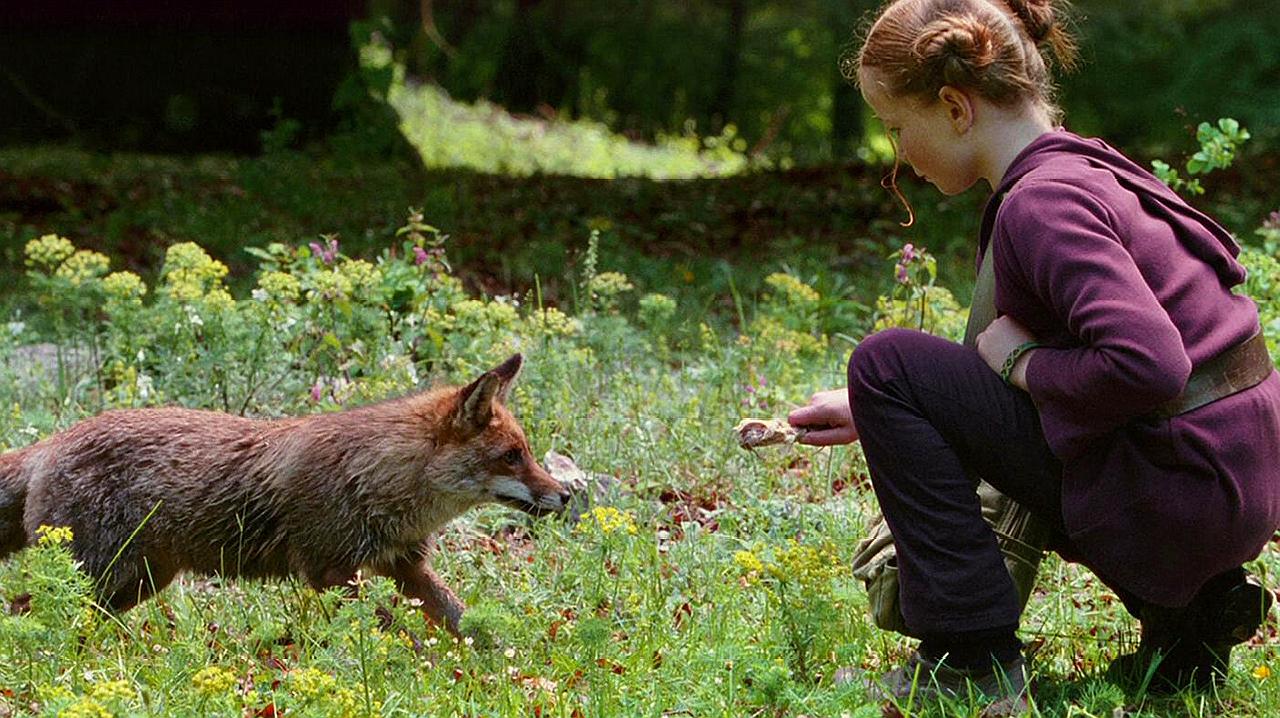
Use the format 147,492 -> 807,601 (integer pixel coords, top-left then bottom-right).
0,353 -> 568,634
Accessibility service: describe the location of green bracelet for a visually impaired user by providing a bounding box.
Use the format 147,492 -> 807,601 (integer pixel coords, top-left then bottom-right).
999,341 -> 1042,385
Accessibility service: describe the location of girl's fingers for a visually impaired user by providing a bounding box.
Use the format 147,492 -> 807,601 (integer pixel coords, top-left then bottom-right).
797,426 -> 859,446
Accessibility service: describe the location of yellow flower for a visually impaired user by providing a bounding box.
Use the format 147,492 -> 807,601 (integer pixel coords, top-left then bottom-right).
161,242 -> 229,302
102,272 -> 147,306
55,250 -> 111,286
588,271 -> 634,299
35,524 -> 74,546
191,666 -> 237,696
525,307 -> 582,337
339,258 -> 383,295
89,680 -> 134,703
733,550 -> 764,575
1253,665 -> 1271,680
764,272 -> 820,306
308,269 -> 355,301
60,697 -> 113,718
257,271 -> 302,303
289,667 -> 336,700
24,234 -> 75,270
577,506 -> 638,536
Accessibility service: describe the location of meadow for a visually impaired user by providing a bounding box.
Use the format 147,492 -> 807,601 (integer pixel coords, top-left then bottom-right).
2,88 -> 1280,718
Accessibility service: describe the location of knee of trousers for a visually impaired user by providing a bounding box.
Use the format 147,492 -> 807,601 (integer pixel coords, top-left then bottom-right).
847,327 -> 930,406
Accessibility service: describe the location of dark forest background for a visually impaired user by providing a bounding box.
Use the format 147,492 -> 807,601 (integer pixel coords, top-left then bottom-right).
3,0 -> 1278,159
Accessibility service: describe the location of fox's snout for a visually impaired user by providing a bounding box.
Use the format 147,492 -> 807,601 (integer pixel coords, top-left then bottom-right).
490,464 -> 571,517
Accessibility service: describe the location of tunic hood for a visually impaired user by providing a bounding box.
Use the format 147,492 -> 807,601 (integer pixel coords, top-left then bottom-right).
980,129 -> 1245,286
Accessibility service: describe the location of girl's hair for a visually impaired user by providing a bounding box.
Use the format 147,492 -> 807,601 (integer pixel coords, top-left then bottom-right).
842,0 -> 1078,224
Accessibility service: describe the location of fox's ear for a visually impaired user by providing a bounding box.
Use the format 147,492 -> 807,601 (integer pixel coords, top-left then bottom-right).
455,372 -> 501,434
490,353 -> 523,404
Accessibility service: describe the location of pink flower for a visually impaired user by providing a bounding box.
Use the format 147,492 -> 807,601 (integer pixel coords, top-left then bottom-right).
309,237 -> 339,265
901,243 -> 916,264
413,246 -> 430,266
1265,211 -> 1280,231
310,381 -> 324,402
896,263 -> 909,284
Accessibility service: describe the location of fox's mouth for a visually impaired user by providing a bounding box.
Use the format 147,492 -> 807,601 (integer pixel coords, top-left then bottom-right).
497,495 -> 564,517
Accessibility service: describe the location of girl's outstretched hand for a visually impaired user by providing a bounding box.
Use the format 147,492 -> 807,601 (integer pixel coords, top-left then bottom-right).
788,388 -> 859,446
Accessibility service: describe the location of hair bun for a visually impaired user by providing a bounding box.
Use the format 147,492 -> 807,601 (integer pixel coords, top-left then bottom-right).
912,14 -> 999,84
1001,0 -> 1055,44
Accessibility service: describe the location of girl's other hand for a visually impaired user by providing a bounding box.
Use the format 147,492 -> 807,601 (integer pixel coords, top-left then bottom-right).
975,315 -> 1037,388
788,388 -> 859,446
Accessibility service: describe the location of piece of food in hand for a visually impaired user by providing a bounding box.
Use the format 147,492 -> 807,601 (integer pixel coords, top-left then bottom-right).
734,418 -> 805,448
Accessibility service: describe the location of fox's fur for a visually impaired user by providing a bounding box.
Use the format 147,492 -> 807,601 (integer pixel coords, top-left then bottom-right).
0,354 -> 567,633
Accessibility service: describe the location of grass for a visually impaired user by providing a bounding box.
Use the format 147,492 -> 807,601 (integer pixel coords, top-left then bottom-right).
2,217 -> 1280,717
1,93 -> 1279,715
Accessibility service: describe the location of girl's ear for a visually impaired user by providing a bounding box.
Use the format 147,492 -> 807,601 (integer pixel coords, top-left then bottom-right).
937,85 -> 975,134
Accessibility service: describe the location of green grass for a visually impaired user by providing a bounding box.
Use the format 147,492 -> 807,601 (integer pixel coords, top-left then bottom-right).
2,105 -> 1279,714
2,214 -> 1280,717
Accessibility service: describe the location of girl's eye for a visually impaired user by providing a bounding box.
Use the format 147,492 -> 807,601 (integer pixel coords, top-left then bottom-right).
502,448 -> 523,465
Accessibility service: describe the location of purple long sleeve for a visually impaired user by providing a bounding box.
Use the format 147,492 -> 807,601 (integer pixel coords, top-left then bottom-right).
972,129 -> 1280,606
997,180 -> 1191,459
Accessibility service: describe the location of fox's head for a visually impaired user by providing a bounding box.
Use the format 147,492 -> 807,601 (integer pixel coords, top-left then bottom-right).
436,354 -> 570,516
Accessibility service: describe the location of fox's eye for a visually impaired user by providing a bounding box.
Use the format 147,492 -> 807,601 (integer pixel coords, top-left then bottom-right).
502,448 -> 523,465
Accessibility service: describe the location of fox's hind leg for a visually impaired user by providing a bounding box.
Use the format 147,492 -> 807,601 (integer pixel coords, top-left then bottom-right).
92,557 -> 178,613
380,555 -> 465,636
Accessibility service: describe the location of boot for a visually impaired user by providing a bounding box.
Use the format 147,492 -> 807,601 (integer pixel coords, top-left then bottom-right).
1108,571 -> 1272,692
835,650 -> 1030,715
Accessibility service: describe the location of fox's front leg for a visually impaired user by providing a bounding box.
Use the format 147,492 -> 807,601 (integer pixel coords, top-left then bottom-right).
385,555 -> 465,636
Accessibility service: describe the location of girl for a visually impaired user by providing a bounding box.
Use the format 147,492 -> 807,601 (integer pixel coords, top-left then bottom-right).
787,0 -> 1280,702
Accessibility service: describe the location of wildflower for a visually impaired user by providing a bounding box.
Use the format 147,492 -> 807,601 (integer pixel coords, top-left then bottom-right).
309,235 -> 339,265
504,647 -> 517,659
161,243 -> 229,302
1263,211 -> 1280,231
340,258 -> 382,295
90,680 -> 135,703
191,666 -> 237,696
901,242 -> 916,263
102,271 -> 147,307
289,667 -> 336,699
309,269 -> 355,301
413,246 -> 430,266
576,506 -> 638,536
60,698 -> 112,718
55,250 -> 111,286
257,271 -> 301,304
35,524 -> 74,546
24,234 -> 75,271
525,307 -> 582,337
1254,665 -> 1271,680
587,271 -> 634,299
764,273 -> 820,305
733,550 -> 765,575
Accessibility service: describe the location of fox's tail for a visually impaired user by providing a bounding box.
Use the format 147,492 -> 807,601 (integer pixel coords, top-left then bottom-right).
0,449 -> 28,561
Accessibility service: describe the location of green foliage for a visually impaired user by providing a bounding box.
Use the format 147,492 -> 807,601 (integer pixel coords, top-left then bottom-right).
1153,118 -> 1251,196
871,243 -> 967,341
5,201 -> 1280,717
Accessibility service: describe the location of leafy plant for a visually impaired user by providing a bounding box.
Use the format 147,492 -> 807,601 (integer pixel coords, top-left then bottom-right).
1152,117 -> 1251,196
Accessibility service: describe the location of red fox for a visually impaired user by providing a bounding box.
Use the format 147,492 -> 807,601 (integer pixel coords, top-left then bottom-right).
0,354 -> 567,634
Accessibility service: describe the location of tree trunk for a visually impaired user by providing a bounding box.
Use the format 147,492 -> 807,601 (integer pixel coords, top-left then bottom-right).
711,0 -> 748,131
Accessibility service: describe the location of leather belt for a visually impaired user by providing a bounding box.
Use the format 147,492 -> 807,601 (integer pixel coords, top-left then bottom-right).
1150,332 -> 1273,419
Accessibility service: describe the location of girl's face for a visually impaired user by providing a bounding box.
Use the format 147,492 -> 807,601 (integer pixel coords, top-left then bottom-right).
857,68 -> 981,196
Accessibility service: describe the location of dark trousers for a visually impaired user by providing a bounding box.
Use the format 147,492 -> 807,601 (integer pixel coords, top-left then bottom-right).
848,328 -> 1068,635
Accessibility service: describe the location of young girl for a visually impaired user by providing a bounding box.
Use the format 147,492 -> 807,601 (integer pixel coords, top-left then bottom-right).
787,0 -> 1280,702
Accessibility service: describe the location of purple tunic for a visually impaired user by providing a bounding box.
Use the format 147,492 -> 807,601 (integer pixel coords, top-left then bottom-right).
983,130 -> 1280,606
